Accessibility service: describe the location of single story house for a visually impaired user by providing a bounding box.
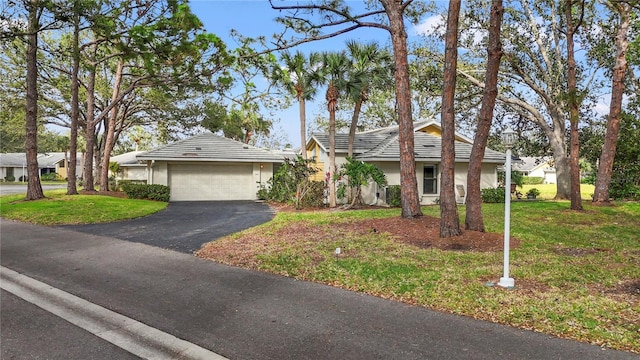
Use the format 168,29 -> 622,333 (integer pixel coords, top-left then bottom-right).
306,120 -> 506,205
110,151 -> 148,182
137,132 -> 294,201
512,156 -> 556,184
0,152 -> 83,181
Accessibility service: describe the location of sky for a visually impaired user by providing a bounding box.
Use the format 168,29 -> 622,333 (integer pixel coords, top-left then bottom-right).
188,0 -> 436,148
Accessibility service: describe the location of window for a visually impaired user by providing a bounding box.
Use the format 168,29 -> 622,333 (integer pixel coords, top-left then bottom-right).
423,165 -> 437,194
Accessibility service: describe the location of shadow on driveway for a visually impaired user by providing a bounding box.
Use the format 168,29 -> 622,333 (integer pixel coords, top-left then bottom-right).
58,201 -> 274,253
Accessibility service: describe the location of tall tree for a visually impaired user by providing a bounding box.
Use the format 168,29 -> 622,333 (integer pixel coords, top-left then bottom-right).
66,0 -> 81,195
318,51 -> 350,208
565,0 -> 585,210
24,0 -> 45,200
276,50 -> 321,158
593,1 -> 632,204
456,0 -> 599,200
439,0 -> 463,238
269,0 -> 425,218
344,40 -> 394,157
465,0 -> 504,232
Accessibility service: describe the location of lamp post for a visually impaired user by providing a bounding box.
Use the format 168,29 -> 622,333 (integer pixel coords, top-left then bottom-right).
498,127 -> 516,288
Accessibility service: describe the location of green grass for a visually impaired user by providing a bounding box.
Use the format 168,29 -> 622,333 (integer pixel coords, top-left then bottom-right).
199,201 -> 640,353
520,183 -> 595,200
0,189 -> 167,225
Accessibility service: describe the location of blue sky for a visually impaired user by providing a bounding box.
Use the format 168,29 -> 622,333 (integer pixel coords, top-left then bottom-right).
188,0 -> 433,148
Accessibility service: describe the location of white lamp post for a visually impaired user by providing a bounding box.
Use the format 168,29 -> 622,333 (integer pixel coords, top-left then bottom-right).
498,127 -> 516,288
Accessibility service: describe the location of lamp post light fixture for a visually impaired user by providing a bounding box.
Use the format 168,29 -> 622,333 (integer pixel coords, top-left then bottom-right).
498,127 -> 516,288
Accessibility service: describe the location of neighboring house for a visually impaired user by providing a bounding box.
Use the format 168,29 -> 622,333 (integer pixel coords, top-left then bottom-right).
110,151 -> 148,182
138,132 -> 292,201
306,120 -> 506,205
0,152 -> 83,181
512,156 -> 556,184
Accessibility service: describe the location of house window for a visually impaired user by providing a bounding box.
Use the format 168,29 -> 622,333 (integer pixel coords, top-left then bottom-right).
423,165 -> 437,194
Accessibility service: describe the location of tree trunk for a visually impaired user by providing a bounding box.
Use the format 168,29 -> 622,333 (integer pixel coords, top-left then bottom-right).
465,0 -> 504,232
565,0 -> 583,210
299,96 -> 307,159
100,59 -> 125,191
25,0 -> 44,201
439,0 -> 463,238
382,0 -> 422,218
327,85 -> 338,208
83,61 -> 97,192
348,97 -> 364,158
328,109 -> 336,207
67,2 -> 80,195
593,4 -> 630,204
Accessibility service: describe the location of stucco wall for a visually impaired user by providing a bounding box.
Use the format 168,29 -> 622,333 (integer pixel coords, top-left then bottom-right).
254,162 -> 274,195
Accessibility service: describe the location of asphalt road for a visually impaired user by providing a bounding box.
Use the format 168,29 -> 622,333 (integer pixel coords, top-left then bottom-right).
2,220 -> 637,360
1,290 -> 142,360
59,201 -> 274,253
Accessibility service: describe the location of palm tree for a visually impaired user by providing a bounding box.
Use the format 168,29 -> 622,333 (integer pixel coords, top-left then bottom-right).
344,40 -> 394,157
318,51 -> 350,207
276,51 -> 321,158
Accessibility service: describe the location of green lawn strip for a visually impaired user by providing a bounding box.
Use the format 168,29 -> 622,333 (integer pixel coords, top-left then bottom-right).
204,202 -> 640,353
520,184 -> 595,200
0,189 -> 167,225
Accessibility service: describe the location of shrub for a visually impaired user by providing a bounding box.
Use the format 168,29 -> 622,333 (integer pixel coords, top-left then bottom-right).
114,179 -> 146,191
259,156 -> 321,209
19,175 -> 28,182
526,188 -> 541,197
335,157 -> 387,206
4,175 -> 15,182
300,181 -> 325,208
523,176 -> 544,185
386,185 -> 401,207
41,173 -> 62,181
122,183 -> 170,202
481,187 -> 505,203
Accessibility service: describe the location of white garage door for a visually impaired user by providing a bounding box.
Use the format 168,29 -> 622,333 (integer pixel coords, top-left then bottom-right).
169,164 -> 254,201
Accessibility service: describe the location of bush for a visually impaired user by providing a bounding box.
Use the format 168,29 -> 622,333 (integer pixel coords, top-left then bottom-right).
4,175 -> 15,182
609,178 -> 640,201
19,175 -> 28,182
258,156 -> 321,209
481,187 -> 505,203
114,179 -> 146,191
300,181 -> 325,208
122,183 -> 170,202
41,173 -> 62,181
523,176 -> 544,185
386,185 -> 401,207
526,188 -> 541,197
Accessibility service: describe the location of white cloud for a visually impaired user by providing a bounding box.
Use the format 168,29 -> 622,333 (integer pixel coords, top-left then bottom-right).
412,15 -> 444,37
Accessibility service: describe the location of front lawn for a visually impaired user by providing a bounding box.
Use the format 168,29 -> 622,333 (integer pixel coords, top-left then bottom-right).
0,189 -> 167,225
197,201 -> 640,353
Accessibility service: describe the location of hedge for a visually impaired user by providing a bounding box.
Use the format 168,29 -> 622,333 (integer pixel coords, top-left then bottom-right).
481,187 -> 506,203
522,176 -> 544,185
122,183 -> 170,202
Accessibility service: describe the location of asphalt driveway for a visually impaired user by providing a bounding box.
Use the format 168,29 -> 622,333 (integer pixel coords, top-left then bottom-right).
59,201 -> 274,253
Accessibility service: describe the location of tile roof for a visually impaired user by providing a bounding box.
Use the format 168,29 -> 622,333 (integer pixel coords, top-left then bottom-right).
310,128 -> 506,164
512,156 -> 554,172
0,152 -> 71,167
111,151 -> 147,165
137,132 -> 287,163
356,132 -> 505,163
